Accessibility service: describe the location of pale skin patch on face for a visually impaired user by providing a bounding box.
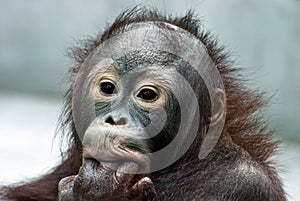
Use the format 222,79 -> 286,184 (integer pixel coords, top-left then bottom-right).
88,66 -> 121,102
133,83 -> 168,109
87,64 -> 171,110
130,66 -> 174,110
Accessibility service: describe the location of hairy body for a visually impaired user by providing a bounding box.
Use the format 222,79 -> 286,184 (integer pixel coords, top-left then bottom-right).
1,7 -> 286,201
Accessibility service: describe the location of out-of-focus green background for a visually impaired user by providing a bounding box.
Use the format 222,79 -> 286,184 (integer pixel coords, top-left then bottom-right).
0,0 -> 299,200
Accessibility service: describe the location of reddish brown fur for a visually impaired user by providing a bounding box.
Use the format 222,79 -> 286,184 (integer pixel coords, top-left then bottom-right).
1,7 -> 286,201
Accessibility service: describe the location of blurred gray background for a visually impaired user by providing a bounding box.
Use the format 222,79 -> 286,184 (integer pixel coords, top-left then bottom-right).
0,0 -> 299,200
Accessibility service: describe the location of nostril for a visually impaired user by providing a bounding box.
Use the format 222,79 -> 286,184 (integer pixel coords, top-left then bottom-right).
105,116 -> 127,126
105,116 -> 115,125
116,117 -> 127,125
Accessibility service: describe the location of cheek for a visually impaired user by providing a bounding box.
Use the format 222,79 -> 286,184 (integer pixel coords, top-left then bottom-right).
149,95 -> 181,151
127,95 -> 181,153
94,101 -> 112,117
128,102 -> 151,128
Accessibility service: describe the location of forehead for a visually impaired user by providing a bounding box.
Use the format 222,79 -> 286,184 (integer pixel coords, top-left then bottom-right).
85,21 -> 206,72
76,21 -> 223,97
83,22 -> 202,80
113,50 -> 180,75
86,50 -> 180,76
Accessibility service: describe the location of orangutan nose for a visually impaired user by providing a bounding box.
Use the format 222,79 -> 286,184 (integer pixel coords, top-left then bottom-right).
105,116 -> 128,126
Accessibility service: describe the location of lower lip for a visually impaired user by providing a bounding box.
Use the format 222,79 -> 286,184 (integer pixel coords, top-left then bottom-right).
82,148 -> 148,173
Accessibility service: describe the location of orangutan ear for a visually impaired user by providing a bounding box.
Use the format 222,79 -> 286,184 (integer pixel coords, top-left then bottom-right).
209,88 -> 226,126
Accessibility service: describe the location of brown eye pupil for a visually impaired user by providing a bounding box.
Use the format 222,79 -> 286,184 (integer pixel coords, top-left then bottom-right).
137,89 -> 157,101
100,82 -> 115,94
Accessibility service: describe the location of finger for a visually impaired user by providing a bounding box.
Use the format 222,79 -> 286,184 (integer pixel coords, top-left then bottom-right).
115,162 -> 139,184
129,177 -> 156,200
58,175 -> 76,201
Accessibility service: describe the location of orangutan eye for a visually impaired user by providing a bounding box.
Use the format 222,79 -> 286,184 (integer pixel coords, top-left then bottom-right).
137,88 -> 158,102
100,81 -> 116,95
